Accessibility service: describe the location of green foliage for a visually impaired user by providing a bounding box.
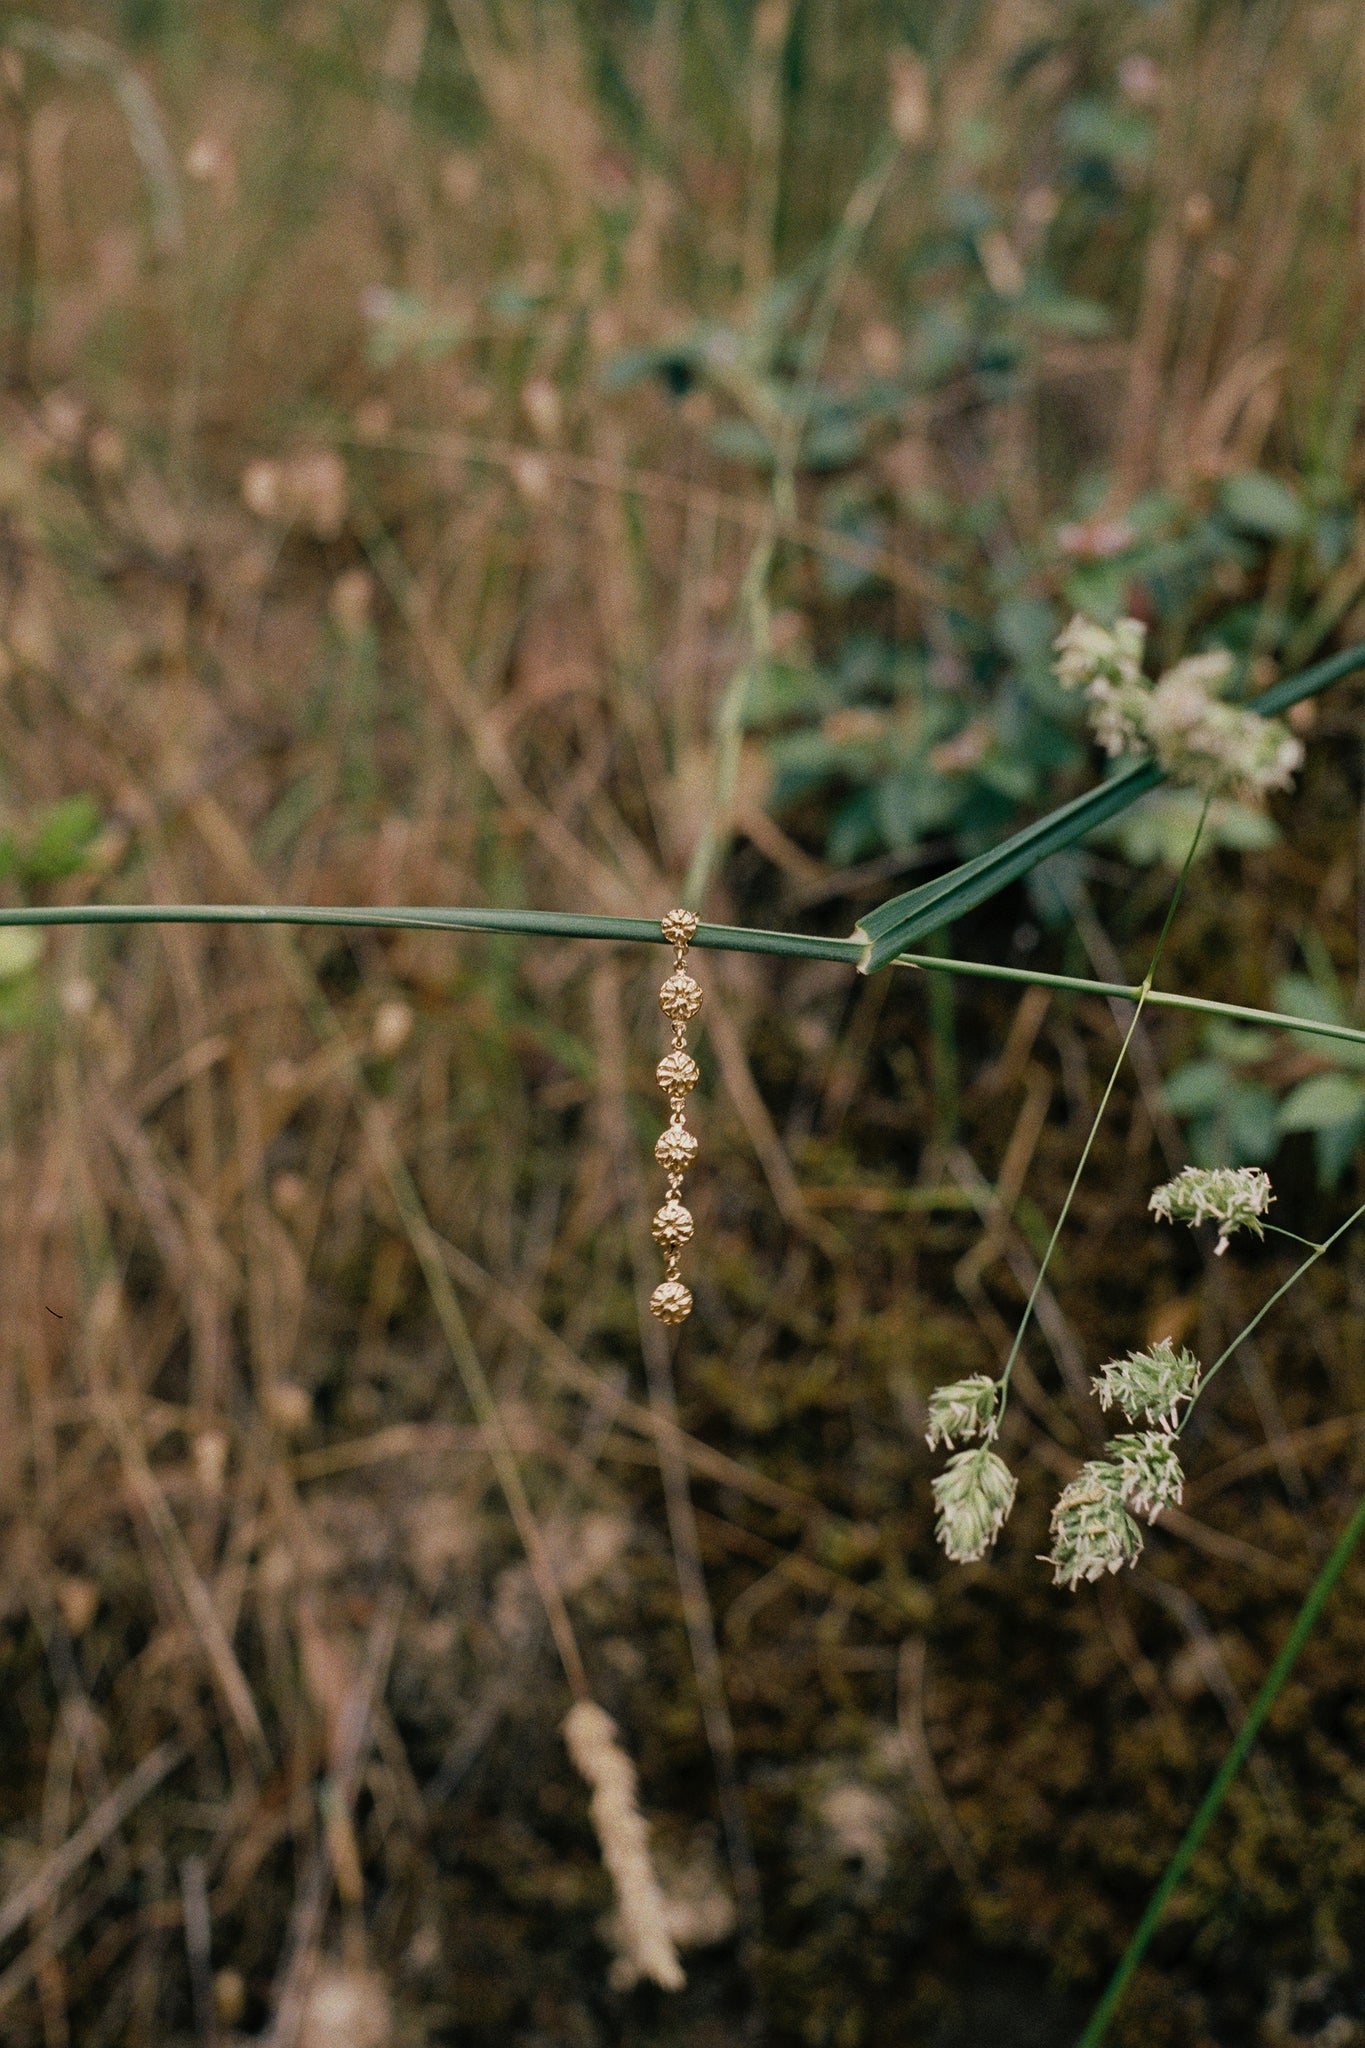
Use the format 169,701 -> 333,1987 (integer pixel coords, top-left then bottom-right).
19,794 -> 104,884
1094,788 -> 1279,869
1165,956 -> 1365,1188
361,288 -> 469,369
1218,471 -> 1308,543
0,794 -> 104,889
855,757 -> 1161,966
584,21 -> 1365,896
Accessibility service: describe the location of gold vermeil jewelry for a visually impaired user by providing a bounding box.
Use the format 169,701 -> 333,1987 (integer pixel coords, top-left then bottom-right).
650,910 -> 702,1323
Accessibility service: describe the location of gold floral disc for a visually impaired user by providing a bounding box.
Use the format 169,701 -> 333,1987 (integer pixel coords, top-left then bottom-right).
654,1124 -> 699,1173
649,1276 -> 693,1324
651,1198 -> 694,1250
661,908 -> 700,948
657,1049 -> 699,1094
659,970 -> 703,1022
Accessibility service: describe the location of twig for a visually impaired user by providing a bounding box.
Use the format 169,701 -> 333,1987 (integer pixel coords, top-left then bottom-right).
95,1397 -> 272,1773
895,1639 -> 978,1890
706,984 -> 843,1257
0,1741 -> 181,1951
263,1596 -> 402,2048
352,426 -> 951,608
180,1856 -> 216,2048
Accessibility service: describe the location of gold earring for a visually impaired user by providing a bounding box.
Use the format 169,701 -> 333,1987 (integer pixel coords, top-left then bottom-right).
650,910 -> 701,1323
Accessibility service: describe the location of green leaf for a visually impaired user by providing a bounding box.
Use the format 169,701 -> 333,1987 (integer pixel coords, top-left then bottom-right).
1271,971 -> 1365,1070
0,927 -> 41,980
854,757 -> 1161,969
992,596 -> 1058,670
1167,1061 -> 1279,1165
826,789 -> 881,866
708,419 -> 775,469
600,344 -> 697,396
855,638 -> 1365,971
801,416 -> 865,470
1097,789 -> 1278,869
1316,1108 -> 1365,1189
1273,972 -> 1342,1025
1206,1021 -> 1273,1065
1277,1072 -> 1365,1132
23,795 -> 102,883
1057,98 -> 1153,167
1218,472 -> 1307,542
1019,285 -> 1112,338
1226,1082 -> 1281,1162
874,768 -> 967,850
1163,1060 -> 1231,1118
741,660 -> 836,730
362,289 -> 467,369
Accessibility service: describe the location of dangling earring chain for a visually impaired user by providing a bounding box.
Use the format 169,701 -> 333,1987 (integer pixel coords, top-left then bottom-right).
650,910 -> 702,1323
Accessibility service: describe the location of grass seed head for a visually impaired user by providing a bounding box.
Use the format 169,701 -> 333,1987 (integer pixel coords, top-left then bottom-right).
932,1447 -> 1017,1563
1048,1461 -> 1144,1589
1106,1431 -> 1186,1521
925,1374 -> 1001,1450
1150,1164 -> 1273,1253
1093,1340 -> 1203,1431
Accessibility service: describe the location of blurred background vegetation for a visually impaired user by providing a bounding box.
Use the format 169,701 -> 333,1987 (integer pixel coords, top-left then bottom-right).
4,1 -> 1365,2042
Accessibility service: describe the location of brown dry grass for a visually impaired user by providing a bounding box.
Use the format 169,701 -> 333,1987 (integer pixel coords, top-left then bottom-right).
3,4 -> 1365,2044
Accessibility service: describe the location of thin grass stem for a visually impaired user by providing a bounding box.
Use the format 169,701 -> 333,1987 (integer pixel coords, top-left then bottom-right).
1262,1223 -> 1326,1252
1186,1196 -> 1365,1416
1076,1474 -> 1365,2046
684,122 -> 903,911
1077,1196 -> 1365,2042
996,802 -> 1211,1403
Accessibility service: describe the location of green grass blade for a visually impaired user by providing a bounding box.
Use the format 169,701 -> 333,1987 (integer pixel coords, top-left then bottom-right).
10,904 -> 1365,1055
854,760 -> 1160,970
854,639 -> 1365,973
1076,1474 -> 1365,2046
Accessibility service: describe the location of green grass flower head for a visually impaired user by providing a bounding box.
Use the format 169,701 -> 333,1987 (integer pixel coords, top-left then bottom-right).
1094,1340 -> 1203,1431
1048,1460 -> 1144,1589
1106,1431 -> 1186,1521
1053,614 -> 1149,758
1141,656 -> 1302,799
932,1447 -> 1017,1563
925,1374 -> 1001,1450
1149,1164 -> 1272,1254
1053,615 -> 1146,694
1053,616 -> 1303,799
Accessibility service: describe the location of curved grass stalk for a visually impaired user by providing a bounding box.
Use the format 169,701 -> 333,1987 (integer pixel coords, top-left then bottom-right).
1076,1199 -> 1365,2041
1077,1468 -> 1365,2046
2,20 -> 182,255
1188,1195 -> 1365,1413
6,900 -> 1365,1057
994,801 -> 1211,1407
684,122 -> 906,911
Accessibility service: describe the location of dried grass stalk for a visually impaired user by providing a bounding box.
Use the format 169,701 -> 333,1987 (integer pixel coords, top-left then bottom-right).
562,1700 -> 685,1992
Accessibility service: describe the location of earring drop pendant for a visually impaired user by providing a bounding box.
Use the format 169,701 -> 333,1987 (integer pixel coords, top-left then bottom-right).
650,910 -> 701,1324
